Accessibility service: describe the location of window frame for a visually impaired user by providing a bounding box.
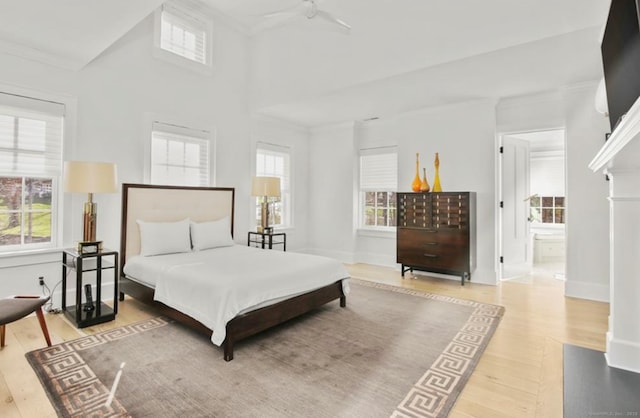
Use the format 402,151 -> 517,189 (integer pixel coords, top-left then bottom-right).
358,147 -> 398,232
0,89 -> 68,254
153,1 -> 214,75
147,120 -> 213,187
529,195 -> 565,225
255,142 -> 292,230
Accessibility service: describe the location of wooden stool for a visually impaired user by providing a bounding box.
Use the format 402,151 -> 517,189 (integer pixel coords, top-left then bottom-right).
0,296 -> 52,348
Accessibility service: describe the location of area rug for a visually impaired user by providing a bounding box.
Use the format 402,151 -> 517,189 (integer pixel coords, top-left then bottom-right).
26,280 -> 504,418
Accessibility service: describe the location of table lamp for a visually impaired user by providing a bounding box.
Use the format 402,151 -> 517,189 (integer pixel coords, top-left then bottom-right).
251,176 -> 281,234
64,161 -> 117,252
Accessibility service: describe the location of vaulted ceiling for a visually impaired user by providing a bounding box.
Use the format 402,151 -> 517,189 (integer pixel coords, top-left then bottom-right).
0,0 -> 612,127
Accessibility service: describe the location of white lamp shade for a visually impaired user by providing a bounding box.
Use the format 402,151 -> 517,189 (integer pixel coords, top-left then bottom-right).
64,161 -> 118,193
251,176 -> 281,197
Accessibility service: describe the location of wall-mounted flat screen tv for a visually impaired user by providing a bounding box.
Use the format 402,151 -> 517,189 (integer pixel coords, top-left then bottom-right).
601,0 -> 640,131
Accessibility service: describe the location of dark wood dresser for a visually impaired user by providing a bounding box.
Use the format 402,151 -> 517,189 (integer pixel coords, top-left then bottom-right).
397,192 -> 476,285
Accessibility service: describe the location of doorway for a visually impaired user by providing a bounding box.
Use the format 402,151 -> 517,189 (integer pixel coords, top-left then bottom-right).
499,129 -> 566,281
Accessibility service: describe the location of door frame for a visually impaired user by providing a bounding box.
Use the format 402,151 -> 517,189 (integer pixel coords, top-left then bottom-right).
496,127 -> 567,282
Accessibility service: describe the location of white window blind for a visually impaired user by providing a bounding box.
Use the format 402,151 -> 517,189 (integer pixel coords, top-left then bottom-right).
360,147 -> 397,190
256,142 -> 291,228
151,121 -> 210,187
0,93 -> 64,177
0,92 -> 64,251
160,3 -> 208,65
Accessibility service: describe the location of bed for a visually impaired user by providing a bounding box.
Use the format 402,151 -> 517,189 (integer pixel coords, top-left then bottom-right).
119,183 -> 349,361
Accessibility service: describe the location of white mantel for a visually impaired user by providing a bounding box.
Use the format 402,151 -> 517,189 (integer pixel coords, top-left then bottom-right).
589,96 -> 640,373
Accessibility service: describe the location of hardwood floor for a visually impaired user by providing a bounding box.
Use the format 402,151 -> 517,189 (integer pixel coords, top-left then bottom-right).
0,263 -> 608,417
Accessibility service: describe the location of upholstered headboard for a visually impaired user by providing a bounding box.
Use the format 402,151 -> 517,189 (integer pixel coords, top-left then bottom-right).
120,183 -> 235,271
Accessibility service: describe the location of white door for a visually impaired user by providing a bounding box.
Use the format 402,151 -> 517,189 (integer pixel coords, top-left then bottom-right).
501,136 -> 531,279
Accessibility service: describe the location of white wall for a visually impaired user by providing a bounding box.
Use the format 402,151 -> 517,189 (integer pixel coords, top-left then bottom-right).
497,86 -> 610,301
307,122 -> 357,262
0,14 -> 250,307
563,85 -> 611,301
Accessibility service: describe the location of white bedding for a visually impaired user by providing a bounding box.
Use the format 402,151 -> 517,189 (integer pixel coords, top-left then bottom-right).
123,245 -> 350,346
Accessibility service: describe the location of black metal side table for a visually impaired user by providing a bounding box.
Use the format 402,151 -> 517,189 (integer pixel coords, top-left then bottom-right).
61,248 -> 118,328
247,231 -> 286,251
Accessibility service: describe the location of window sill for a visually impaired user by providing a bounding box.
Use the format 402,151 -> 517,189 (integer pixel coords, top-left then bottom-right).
0,247 -> 63,269
357,229 -> 396,239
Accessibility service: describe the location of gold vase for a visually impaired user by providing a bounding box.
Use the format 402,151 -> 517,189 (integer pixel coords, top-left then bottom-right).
420,168 -> 430,192
412,153 -> 422,192
432,152 -> 442,192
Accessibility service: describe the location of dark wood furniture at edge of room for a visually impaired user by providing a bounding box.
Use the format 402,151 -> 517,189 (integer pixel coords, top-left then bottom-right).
396,192 -> 476,286
62,249 -> 119,328
118,183 -> 346,361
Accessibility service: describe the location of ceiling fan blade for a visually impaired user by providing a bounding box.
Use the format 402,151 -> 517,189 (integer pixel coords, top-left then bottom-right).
313,10 -> 352,32
253,10 -> 301,34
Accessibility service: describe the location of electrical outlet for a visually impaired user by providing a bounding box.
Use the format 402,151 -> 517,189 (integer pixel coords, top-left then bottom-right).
38,276 -> 45,286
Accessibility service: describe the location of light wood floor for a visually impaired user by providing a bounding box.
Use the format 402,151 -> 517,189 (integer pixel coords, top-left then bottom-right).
0,263 -> 608,417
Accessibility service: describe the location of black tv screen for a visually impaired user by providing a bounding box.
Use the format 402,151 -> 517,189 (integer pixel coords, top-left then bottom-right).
601,0 -> 640,131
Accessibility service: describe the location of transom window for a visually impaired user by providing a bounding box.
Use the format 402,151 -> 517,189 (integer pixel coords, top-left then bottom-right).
156,2 -> 211,68
359,148 -> 397,229
256,143 -> 291,229
0,92 -> 64,251
530,196 -> 565,224
150,122 -> 210,187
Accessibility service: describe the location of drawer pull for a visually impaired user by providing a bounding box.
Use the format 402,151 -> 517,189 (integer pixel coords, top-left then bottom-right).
424,242 -> 438,246
423,254 -> 438,258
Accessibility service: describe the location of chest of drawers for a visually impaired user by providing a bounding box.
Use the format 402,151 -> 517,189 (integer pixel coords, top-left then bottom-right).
396,192 -> 476,285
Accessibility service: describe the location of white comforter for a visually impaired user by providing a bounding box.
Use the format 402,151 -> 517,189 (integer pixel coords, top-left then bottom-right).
124,245 -> 350,345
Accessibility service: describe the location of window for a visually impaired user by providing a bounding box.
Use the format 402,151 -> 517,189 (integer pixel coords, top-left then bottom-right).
256,143 -> 291,229
359,148 -> 397,229
0,92 -> 64,251
155,1 -> 212,70
150,121 -> 210,187
530,196 -> 565,224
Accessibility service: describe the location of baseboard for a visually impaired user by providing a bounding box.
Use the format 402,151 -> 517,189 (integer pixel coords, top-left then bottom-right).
564,280 -> 609,302
606,332 -> 640,373
354,252 -> 396,268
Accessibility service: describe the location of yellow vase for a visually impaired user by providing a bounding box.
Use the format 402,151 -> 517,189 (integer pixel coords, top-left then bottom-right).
412,153 -> 422,192
432,152 -> 442,192
420,168 -> 430,192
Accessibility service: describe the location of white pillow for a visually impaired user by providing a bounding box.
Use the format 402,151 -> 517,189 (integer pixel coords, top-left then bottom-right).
137,218 -> 191,257
190,217 -> 234,251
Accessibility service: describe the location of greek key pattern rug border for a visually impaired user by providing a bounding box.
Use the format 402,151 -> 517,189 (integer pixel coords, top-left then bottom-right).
352,279 -> 504,418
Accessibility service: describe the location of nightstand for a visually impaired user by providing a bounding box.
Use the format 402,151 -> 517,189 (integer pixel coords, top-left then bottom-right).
61,248 -> 118,328
247,231 -> 286,251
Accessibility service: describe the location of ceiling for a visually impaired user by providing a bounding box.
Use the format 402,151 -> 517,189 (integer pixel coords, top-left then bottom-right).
0,0 -> 612,127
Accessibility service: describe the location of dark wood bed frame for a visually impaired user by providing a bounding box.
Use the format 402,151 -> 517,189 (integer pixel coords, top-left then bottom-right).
119,183 -> 347,361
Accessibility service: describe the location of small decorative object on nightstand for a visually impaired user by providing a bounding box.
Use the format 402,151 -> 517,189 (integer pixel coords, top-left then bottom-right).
247,231 -> 286,251
62,248 -> 118,328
